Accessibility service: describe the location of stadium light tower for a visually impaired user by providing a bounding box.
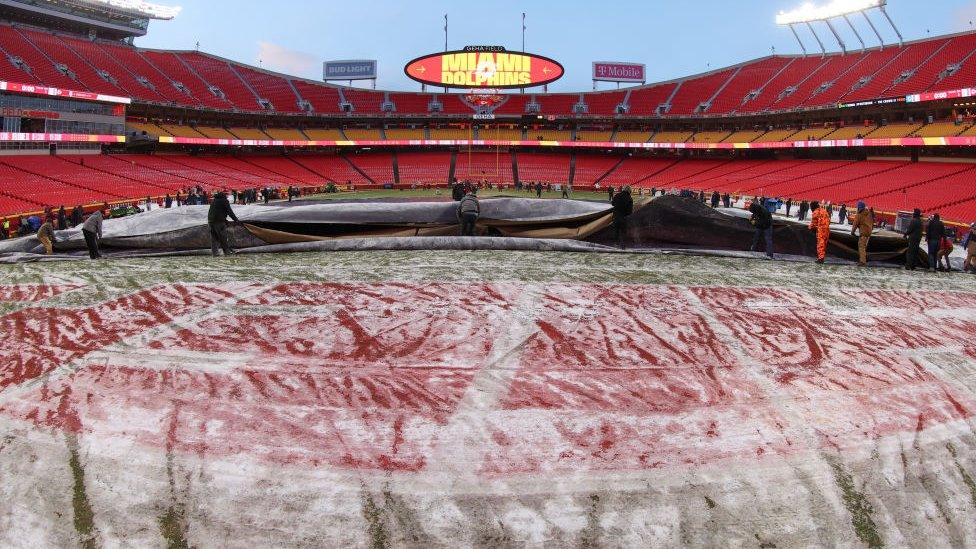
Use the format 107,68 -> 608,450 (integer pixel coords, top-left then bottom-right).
776,0 -> 902,56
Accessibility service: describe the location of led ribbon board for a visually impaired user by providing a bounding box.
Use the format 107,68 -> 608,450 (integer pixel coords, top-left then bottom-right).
404,49 -> 564,89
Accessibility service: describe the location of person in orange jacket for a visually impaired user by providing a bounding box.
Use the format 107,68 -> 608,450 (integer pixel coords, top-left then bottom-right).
809,201 -> 831,264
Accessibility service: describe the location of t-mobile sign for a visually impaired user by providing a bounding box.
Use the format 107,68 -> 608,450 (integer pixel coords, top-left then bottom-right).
592,62 -> 646,83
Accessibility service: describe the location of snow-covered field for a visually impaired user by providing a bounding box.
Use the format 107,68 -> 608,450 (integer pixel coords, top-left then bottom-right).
1,250 -> 975,548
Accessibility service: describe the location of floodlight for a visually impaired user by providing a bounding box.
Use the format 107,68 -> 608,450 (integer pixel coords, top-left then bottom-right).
776,0 -> 884,25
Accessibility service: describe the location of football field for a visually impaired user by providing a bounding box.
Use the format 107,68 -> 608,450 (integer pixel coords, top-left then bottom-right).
1,250 -> 975,547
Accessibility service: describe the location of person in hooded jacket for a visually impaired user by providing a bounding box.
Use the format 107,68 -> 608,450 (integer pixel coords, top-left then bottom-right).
850,201 -> 874,267
808,201 -> 831,263
457,188 -> 480,236
903,209 -> 924,270
711,191 -> 720,208
36,220 -> 55,255
937,234 -> 954,272
925,213 -> 946,272
611,186 -> 634,248
208,191 -> 240,257
798,200 -> 809,221
749,199 -> 774,259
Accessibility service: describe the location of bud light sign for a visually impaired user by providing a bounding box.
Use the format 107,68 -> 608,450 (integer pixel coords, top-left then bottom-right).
324,60 -> 377,81
592,62 -> 645,83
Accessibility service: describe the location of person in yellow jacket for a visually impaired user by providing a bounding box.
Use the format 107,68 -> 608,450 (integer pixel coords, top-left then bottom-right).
850,201 -> 874,267
37,220 -> 55,255
809,201 -> 831,264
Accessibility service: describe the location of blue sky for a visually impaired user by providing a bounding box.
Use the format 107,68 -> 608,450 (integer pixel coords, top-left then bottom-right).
135,0 -> 976,92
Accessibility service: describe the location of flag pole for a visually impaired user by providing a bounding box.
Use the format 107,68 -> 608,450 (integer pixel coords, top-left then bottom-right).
444,13 -> 448,93
520,12 -> 526,94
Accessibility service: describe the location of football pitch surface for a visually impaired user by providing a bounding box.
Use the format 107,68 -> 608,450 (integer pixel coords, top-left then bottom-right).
1,250 -> 976,547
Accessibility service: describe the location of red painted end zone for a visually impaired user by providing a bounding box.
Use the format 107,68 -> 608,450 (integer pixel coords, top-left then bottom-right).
0,283 -> 973,475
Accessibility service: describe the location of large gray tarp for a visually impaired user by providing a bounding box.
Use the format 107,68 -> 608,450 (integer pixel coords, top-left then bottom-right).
0,196 -> 922,263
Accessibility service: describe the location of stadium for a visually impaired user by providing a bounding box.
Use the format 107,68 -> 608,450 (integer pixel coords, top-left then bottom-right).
1,0 -> 976,546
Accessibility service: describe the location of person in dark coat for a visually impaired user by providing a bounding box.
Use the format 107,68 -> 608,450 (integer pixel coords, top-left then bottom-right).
838,203 -> 848,226
607,185 -> 614,202
710,191 -> 720,208
68,206 -> 78,227
81,210 -> 103,259
611,185 -> 634,248
926,213 -> 946,272
456,188 -> 480,236
785,198 -> 793,218
798,200 -> 809,221
208,191 -> 240,257
722,193 -> 731,208
164,194 -> 173,208
57,205 -> 67,230
903,208 -> 923,270
451,182 -> 464,201
749,200 -> 774,259
535,181 -> 543,198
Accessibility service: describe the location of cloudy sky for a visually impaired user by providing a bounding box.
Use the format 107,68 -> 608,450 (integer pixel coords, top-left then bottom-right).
135,0 -> 976,92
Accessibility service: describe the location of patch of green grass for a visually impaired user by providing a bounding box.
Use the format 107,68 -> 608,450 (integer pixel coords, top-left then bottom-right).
361,489 -> 389,549
947,443 -> 976,508
829,460 -> 883,549
67,434 -> 98,549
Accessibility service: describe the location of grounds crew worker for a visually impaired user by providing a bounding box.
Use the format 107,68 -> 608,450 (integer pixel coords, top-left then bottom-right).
208,191 -> 240,256
963,223 -> 976,273
903,208 -> 923,270
457,188 -> 480,236
81,209 -> 103,260
925,213 -> 946,272
37,220 -> 55,255
748,199 -> 773,259
808,201 -> 830,264
850,201 -> 874,267
611,185 -> 634,248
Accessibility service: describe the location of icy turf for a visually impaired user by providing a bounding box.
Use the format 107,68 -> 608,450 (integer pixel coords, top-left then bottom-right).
1,250 -> 975,547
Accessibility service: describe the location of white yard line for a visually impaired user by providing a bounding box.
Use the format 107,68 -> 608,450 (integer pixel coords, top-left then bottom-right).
422,284 -> 545,480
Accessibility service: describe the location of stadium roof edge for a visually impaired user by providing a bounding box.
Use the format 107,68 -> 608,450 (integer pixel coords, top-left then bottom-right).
131,28 -> 976,100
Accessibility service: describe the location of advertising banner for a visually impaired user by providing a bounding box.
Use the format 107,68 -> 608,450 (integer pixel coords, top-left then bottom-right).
592,62 -> 645,83
323,60 -> 377,81
906,88 -> 976,103
0,80 -> 131,104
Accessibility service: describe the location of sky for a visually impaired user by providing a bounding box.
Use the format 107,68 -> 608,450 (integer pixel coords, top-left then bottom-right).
134,0 -> 976,92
